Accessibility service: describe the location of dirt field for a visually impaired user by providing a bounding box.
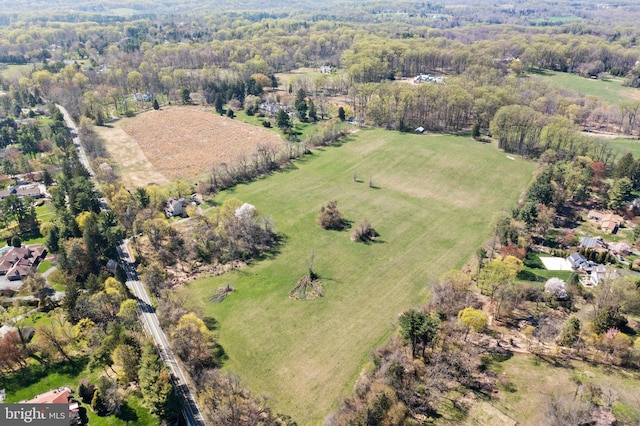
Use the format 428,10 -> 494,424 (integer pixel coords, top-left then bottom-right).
98,106 -> 284,187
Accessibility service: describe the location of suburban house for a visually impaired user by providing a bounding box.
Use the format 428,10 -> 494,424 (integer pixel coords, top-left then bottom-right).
21,387 -> 80,424
0,183 -> 44,200
134,91 -> 155,102
319,65 -> 333,74
567,252 -> 588,269
580,236 -> 607,249
15,183 -> 44,198
413,74 -> 444,83
0,244 -> 47,281
587,210 -> 623,234
589,265 -> 618,286
164,197 -> 188,218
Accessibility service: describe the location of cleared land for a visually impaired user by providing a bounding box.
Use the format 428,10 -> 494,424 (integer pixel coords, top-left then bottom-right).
534,70 -> 640,106
607,137 -> 640,158
493,354 -> 640,425
178,130 -> 535,424
97,106 -> 284,186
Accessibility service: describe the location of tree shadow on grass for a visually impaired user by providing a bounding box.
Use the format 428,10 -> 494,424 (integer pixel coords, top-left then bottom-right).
256,233 -> 288,261
1,356 -> 89,393
115,402 -> 138,422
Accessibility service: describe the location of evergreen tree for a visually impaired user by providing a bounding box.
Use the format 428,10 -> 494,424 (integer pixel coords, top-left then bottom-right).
338,106 -> 346,121
91,389 -> 106,415
139,341 -> 180,420
295,89 -> 308,121
308,99 -> 317,121
42,169 -> 53,186
152,99 -> 159,110
214,94 -> 224,115
472,122 -> 481,139
276,109 -> 292,131
613,152 -> 634,179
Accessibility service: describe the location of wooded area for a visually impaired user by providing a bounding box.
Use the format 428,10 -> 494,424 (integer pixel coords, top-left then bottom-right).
1,0 -> 640,425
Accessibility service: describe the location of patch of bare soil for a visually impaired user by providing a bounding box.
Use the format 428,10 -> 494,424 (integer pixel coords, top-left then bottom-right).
94,125 -> 169,188
118,106 -> 284,182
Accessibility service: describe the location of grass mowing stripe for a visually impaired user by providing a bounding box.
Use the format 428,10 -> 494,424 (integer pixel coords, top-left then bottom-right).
179,129 -> 535,423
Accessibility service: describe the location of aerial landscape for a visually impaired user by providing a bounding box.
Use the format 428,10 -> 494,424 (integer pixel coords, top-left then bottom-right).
0,0 -> 640,425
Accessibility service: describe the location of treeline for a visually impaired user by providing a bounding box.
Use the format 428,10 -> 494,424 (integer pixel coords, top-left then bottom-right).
3,3 -> 640,122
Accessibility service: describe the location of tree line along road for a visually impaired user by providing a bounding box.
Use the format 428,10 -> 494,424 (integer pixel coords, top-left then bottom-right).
58,104 -> 205,426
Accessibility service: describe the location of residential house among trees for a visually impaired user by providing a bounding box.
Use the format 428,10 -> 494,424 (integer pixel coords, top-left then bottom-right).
587,210 -> 622,234
164,197 -> 188,218
0,183 -> 44,200
0,244 -> 47,280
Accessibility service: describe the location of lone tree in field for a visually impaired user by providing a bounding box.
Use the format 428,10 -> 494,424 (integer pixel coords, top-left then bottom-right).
351,220 -> 379,243
318,200 -> 346,230
153,99 -> 159,110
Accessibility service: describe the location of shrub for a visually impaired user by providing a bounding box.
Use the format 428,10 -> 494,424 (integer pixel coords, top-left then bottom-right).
593,306 -> 627,334
318,200 -> 346,230
261,120 -> 272,128
351,221 -> 379,243
558,317 -> 581,347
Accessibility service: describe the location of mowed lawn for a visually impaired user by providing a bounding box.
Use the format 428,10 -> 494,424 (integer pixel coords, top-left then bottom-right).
493,354 -> 640,425
533,70 -> 640,106
181,129 -> 535,424
607,137 -> 640,158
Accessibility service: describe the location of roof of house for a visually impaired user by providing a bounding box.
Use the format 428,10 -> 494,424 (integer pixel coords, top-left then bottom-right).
0,244 -> 47,280
25,387 -> 71,405
568,253 -> 587,266
15,184 -> 41,197
581,237 -> 597,248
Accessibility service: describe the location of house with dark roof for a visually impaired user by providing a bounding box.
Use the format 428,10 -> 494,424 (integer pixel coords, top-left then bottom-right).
567,252 -> 587,269
0,244 -> 47,281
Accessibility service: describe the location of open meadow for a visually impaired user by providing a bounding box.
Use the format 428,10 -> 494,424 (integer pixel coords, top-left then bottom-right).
532,70 -> 640,106
178,129 -> 535,423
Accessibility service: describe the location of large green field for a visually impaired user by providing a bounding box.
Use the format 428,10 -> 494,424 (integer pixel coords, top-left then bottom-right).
180,129 -> 535,424
607,137 -> 640,158
533,70 -> 640,106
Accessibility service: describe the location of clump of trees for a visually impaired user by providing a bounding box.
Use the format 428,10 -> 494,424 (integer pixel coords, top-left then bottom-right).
318,200 -> 347,230
328,273 -> 500,425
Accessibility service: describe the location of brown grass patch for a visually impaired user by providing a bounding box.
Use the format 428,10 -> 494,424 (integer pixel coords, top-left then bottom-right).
102,106 -> 284,185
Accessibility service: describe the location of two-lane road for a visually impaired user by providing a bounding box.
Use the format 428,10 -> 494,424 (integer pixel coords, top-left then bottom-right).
118,242 -> 205,426
58,104 -> 205,425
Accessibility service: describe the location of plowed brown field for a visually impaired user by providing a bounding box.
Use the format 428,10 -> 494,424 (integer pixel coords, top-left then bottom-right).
99,106 -> 284,187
